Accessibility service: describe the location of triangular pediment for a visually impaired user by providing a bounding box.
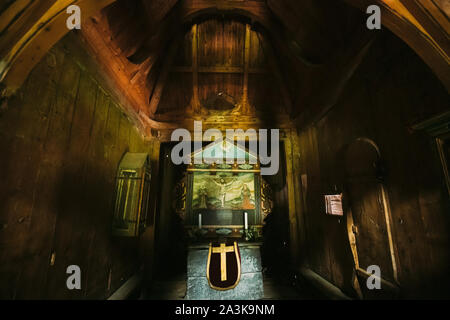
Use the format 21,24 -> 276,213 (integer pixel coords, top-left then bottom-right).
191,138 -> 258,164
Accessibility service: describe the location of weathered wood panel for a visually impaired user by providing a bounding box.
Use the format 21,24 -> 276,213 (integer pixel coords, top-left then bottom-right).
159,18 -> 284,115
0,36 -> 153,299
296,32 -> 450,299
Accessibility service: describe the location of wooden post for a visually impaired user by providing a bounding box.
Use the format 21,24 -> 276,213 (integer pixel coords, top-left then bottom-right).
140,140 -> 161,288
233,23 -> 252,115
243,23 -> 251,114
284,132 -> 300,266
189,24 -> 202,114
291,129 -> 308,265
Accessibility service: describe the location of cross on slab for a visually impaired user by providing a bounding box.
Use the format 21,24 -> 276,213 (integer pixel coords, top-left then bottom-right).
212,243 -> 235,281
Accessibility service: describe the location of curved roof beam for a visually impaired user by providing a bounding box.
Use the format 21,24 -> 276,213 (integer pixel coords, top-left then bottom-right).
344,0 -> 449,91
0,0 -> 116,98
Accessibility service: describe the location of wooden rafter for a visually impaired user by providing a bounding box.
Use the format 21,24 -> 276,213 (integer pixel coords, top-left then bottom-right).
142,0 -> 179,30
293,31 -> 376,128
148,38 -> 180,116
259,34 -> 293,115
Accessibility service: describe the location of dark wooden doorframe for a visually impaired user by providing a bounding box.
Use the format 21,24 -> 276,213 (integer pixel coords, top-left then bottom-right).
344,137 -> 399,298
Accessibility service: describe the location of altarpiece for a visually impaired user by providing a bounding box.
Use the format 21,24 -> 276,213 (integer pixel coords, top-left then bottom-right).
174,139 -> 273,240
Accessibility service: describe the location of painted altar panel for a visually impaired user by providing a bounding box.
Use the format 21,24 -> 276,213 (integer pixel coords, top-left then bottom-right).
180,139 -> 268,239
192,172 -> 255,211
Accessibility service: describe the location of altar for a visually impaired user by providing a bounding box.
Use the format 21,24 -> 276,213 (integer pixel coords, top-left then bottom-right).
174,139 -> 273,240
173,139 -> 272,299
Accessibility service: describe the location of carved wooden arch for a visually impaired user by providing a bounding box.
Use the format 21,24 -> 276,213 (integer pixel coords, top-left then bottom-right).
342,137 -> 400,298
343,0 -> 450,91
180,7 -> 274,32
0,0 -> 117,98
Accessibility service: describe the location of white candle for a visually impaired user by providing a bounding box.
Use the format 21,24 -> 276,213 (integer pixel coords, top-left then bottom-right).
244,212 -> 248,230
198,213 -> 202,229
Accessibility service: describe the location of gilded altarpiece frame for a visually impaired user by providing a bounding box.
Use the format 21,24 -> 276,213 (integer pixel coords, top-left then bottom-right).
174,139 -> 273,239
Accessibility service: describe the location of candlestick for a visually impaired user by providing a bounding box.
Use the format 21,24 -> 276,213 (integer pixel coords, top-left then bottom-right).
244,212 -> 248,230
198,213 -> 202,229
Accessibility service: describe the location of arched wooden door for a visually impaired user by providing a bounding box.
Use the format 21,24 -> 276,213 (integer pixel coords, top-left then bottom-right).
345,138 -> 399,299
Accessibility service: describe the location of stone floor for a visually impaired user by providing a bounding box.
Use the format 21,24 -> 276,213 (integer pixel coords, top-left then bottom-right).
143,273 -> 318,300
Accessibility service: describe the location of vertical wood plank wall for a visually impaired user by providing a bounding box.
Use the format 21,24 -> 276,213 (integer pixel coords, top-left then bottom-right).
294,33 -> 450,299
0,37 -> 154,299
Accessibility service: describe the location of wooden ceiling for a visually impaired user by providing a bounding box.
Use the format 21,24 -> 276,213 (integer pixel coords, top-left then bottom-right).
1,0 -> 449,136
79,0 -> 370,132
